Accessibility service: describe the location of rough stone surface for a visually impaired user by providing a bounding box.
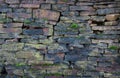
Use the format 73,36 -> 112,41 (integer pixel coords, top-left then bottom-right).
2,43 -> 24,51
33,9 -> 60,21
105,14 -> 120,21
0,0 -> 120,78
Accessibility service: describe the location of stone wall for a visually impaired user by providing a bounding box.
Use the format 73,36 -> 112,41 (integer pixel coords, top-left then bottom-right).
0,0 -> 120,78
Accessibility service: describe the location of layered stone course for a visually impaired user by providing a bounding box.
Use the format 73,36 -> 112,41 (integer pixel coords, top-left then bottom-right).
0,0 -> 120,78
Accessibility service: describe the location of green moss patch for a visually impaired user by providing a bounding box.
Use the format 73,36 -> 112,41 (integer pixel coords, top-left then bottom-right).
70,23 -> 79,29
108,46 -> 119,50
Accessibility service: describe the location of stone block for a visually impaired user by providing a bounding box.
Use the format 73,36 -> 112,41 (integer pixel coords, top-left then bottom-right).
105,14 -> 120,21
0,8 -> 12,12
33,9 -> 60,21
63,69 -> 78,75
5,0 -> 19,4
46,0 -> 56,4
92,26 -> 120,30
91,16 -> 105,22
23,29 -> 43,35
104,21 -> 118,26
0,34 -> 20,38
3,23 -> 23,28
13,69 -> 24,76
52,4 -> 69,11
0,27 -> 22,34
7,13 -> 31,19
70,6 -> 95,11
0,39 -> 4,44
2,43 -> 24,51
65,55 -> 87,61
48,44 -> 68,53
41,3 -> 51,9
92,39 -> 119,43
39,37 -> 53,44
16,51 -> 43,59
103,31 -> 120,34
76,2 -> 94,6
80,11 -> 96,16
28,60 -> 53,65
25,43 -> 46,49
97,8 -> 115,15
57,37 -> 75,44
20,4 -> 40,8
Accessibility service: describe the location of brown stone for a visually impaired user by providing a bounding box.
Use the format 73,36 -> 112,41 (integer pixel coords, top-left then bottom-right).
20,4 -> 40,8
105,14 -> 120,21
33,9 -> 60,21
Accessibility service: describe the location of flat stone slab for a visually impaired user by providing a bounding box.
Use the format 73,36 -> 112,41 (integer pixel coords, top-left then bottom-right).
33,9 -> 60,21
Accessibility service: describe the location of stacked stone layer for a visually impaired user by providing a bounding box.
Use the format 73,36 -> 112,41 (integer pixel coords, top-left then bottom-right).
0,0 -> 120,78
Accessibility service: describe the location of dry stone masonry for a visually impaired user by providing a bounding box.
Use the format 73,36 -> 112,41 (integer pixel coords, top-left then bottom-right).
0,0 -> 120,78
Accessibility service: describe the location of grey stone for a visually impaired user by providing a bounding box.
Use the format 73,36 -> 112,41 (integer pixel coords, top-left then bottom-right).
45,54 -> 64,62
2,43 -> 24,51
48,44 -> 69,53
70,6 -> 95,11
57,37 -> 75,44
91,16 -> 105,22
52,4 -> 69,11
0,8 -> 12,12
97,8 -> 115,15
62,11 -> 79,16
0,39 -> 4,44
65,54 -> 87,61
23,29 -> 43,35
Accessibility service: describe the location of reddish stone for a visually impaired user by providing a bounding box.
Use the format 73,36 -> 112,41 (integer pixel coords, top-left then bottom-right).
20,4 -> 40,8
33,9 -> 60,21
0,27 -> 22,34
57,0 -> 74,5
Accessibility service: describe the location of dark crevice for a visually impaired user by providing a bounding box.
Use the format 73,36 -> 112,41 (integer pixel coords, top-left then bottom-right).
92,21 -> 104,26
22,26 -> 43,29
93,30 -> 103,34
17,38 -> 21,42
0,66 -> 8,76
